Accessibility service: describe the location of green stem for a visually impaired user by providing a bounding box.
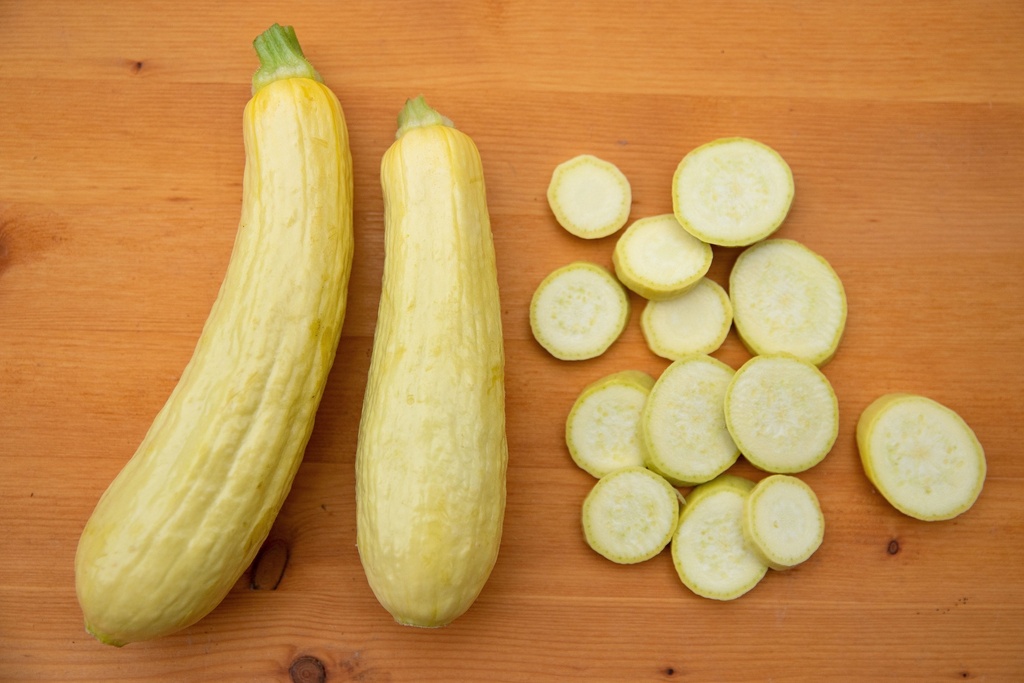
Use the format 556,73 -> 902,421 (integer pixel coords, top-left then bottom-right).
251,24 -> 322,94
395,96 -> 454,139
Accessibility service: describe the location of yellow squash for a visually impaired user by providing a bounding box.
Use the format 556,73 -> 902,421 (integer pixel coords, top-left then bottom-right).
356,96 -> 507,627
74,25 -> 354,646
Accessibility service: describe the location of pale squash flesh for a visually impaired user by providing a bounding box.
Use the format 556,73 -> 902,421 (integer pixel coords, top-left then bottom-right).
74,25 -> 354,646
356,96 -> 507,628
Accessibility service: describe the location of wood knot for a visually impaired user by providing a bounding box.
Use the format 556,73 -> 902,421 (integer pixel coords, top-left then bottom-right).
251,538 -> 289,590
289,655 -> 326,683
887,539 -> 900,555
0,208 -> 67,276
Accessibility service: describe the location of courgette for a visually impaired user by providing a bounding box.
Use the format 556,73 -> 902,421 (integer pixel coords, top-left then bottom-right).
74,24 -> 354,646
355,96 -> 507,627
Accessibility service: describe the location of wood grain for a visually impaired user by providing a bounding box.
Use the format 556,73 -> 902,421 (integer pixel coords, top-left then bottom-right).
2,1 -> 1023,681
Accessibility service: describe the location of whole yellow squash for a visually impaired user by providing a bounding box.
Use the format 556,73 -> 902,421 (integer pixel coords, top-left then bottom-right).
74,24 -> 354,646
356,96 -> 507,627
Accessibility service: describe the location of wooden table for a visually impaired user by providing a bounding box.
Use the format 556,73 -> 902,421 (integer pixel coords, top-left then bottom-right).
2,2 -> 1022,680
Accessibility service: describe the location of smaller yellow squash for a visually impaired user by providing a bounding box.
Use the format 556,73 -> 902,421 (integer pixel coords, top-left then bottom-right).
356,96 -> 507,628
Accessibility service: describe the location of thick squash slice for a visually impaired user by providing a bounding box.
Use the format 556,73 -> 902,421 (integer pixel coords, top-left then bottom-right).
672,474 -> 768,600
857,393 -> 986,521
356,96 -> 507,627
74,25 -> 354,646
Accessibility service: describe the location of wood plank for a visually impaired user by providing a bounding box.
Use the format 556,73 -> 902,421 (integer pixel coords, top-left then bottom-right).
1,1 -> 1022,681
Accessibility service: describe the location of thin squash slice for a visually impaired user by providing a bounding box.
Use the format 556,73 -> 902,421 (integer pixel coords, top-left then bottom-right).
857,393 -> 986,521
74,24 -> 354,646
548,154 -> 632,239
742,474 -> 824,570
642,355 -> 739,486
672,137 -> 793,247
640,277 -> 732,359
530,261 -> 630,361
672,474 -> 768,600
566,370 -> 655,478
724,354 -> 839,473
582,467 -> 680,564
356,96 -> 507,627
612,214 -> 712,300
729,238 -> 847,366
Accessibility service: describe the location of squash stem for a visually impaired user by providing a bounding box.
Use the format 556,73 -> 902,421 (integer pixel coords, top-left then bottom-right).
251,23 -> 322,95
395,96 -> 455,139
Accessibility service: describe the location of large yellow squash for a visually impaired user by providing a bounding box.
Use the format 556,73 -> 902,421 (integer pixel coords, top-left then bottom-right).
74,25 -> 354,646
356,96 -> 507,627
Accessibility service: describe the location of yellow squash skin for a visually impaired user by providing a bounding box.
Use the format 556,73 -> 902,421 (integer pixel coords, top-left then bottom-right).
74,29 -> 353,646
356,97 -> 507,628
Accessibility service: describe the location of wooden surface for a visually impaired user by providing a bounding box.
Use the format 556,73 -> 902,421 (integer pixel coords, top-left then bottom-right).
2,2 -> 1023,681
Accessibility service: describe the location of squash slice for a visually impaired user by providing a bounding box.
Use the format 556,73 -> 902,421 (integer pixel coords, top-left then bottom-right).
530,261 -> 630,361
566,370 -> 654,478
672,137 -> 793,247
672,474 -> 768,600
857,393 -> 985,521
640,277 -> 733,359
582,467 -> 680,564
729,238 -> 847,367
642,355 -> 739,486
612,214 -> 712,300
724,354 -> 839,473
548,154 -> 632,239
742,474 -> 825,570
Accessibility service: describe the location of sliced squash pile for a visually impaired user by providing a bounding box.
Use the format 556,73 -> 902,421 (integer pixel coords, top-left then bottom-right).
543,136 -> 986,601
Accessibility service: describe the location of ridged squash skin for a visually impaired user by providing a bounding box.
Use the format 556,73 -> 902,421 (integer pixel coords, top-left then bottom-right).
74,52 -> 353,645
356,99 -> 507,627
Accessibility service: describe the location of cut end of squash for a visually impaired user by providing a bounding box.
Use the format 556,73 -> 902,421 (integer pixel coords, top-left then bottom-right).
672,137 -> 793,247
857,393 -> 986,521
530,262 -> 629,361
548,155 -> 632,239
